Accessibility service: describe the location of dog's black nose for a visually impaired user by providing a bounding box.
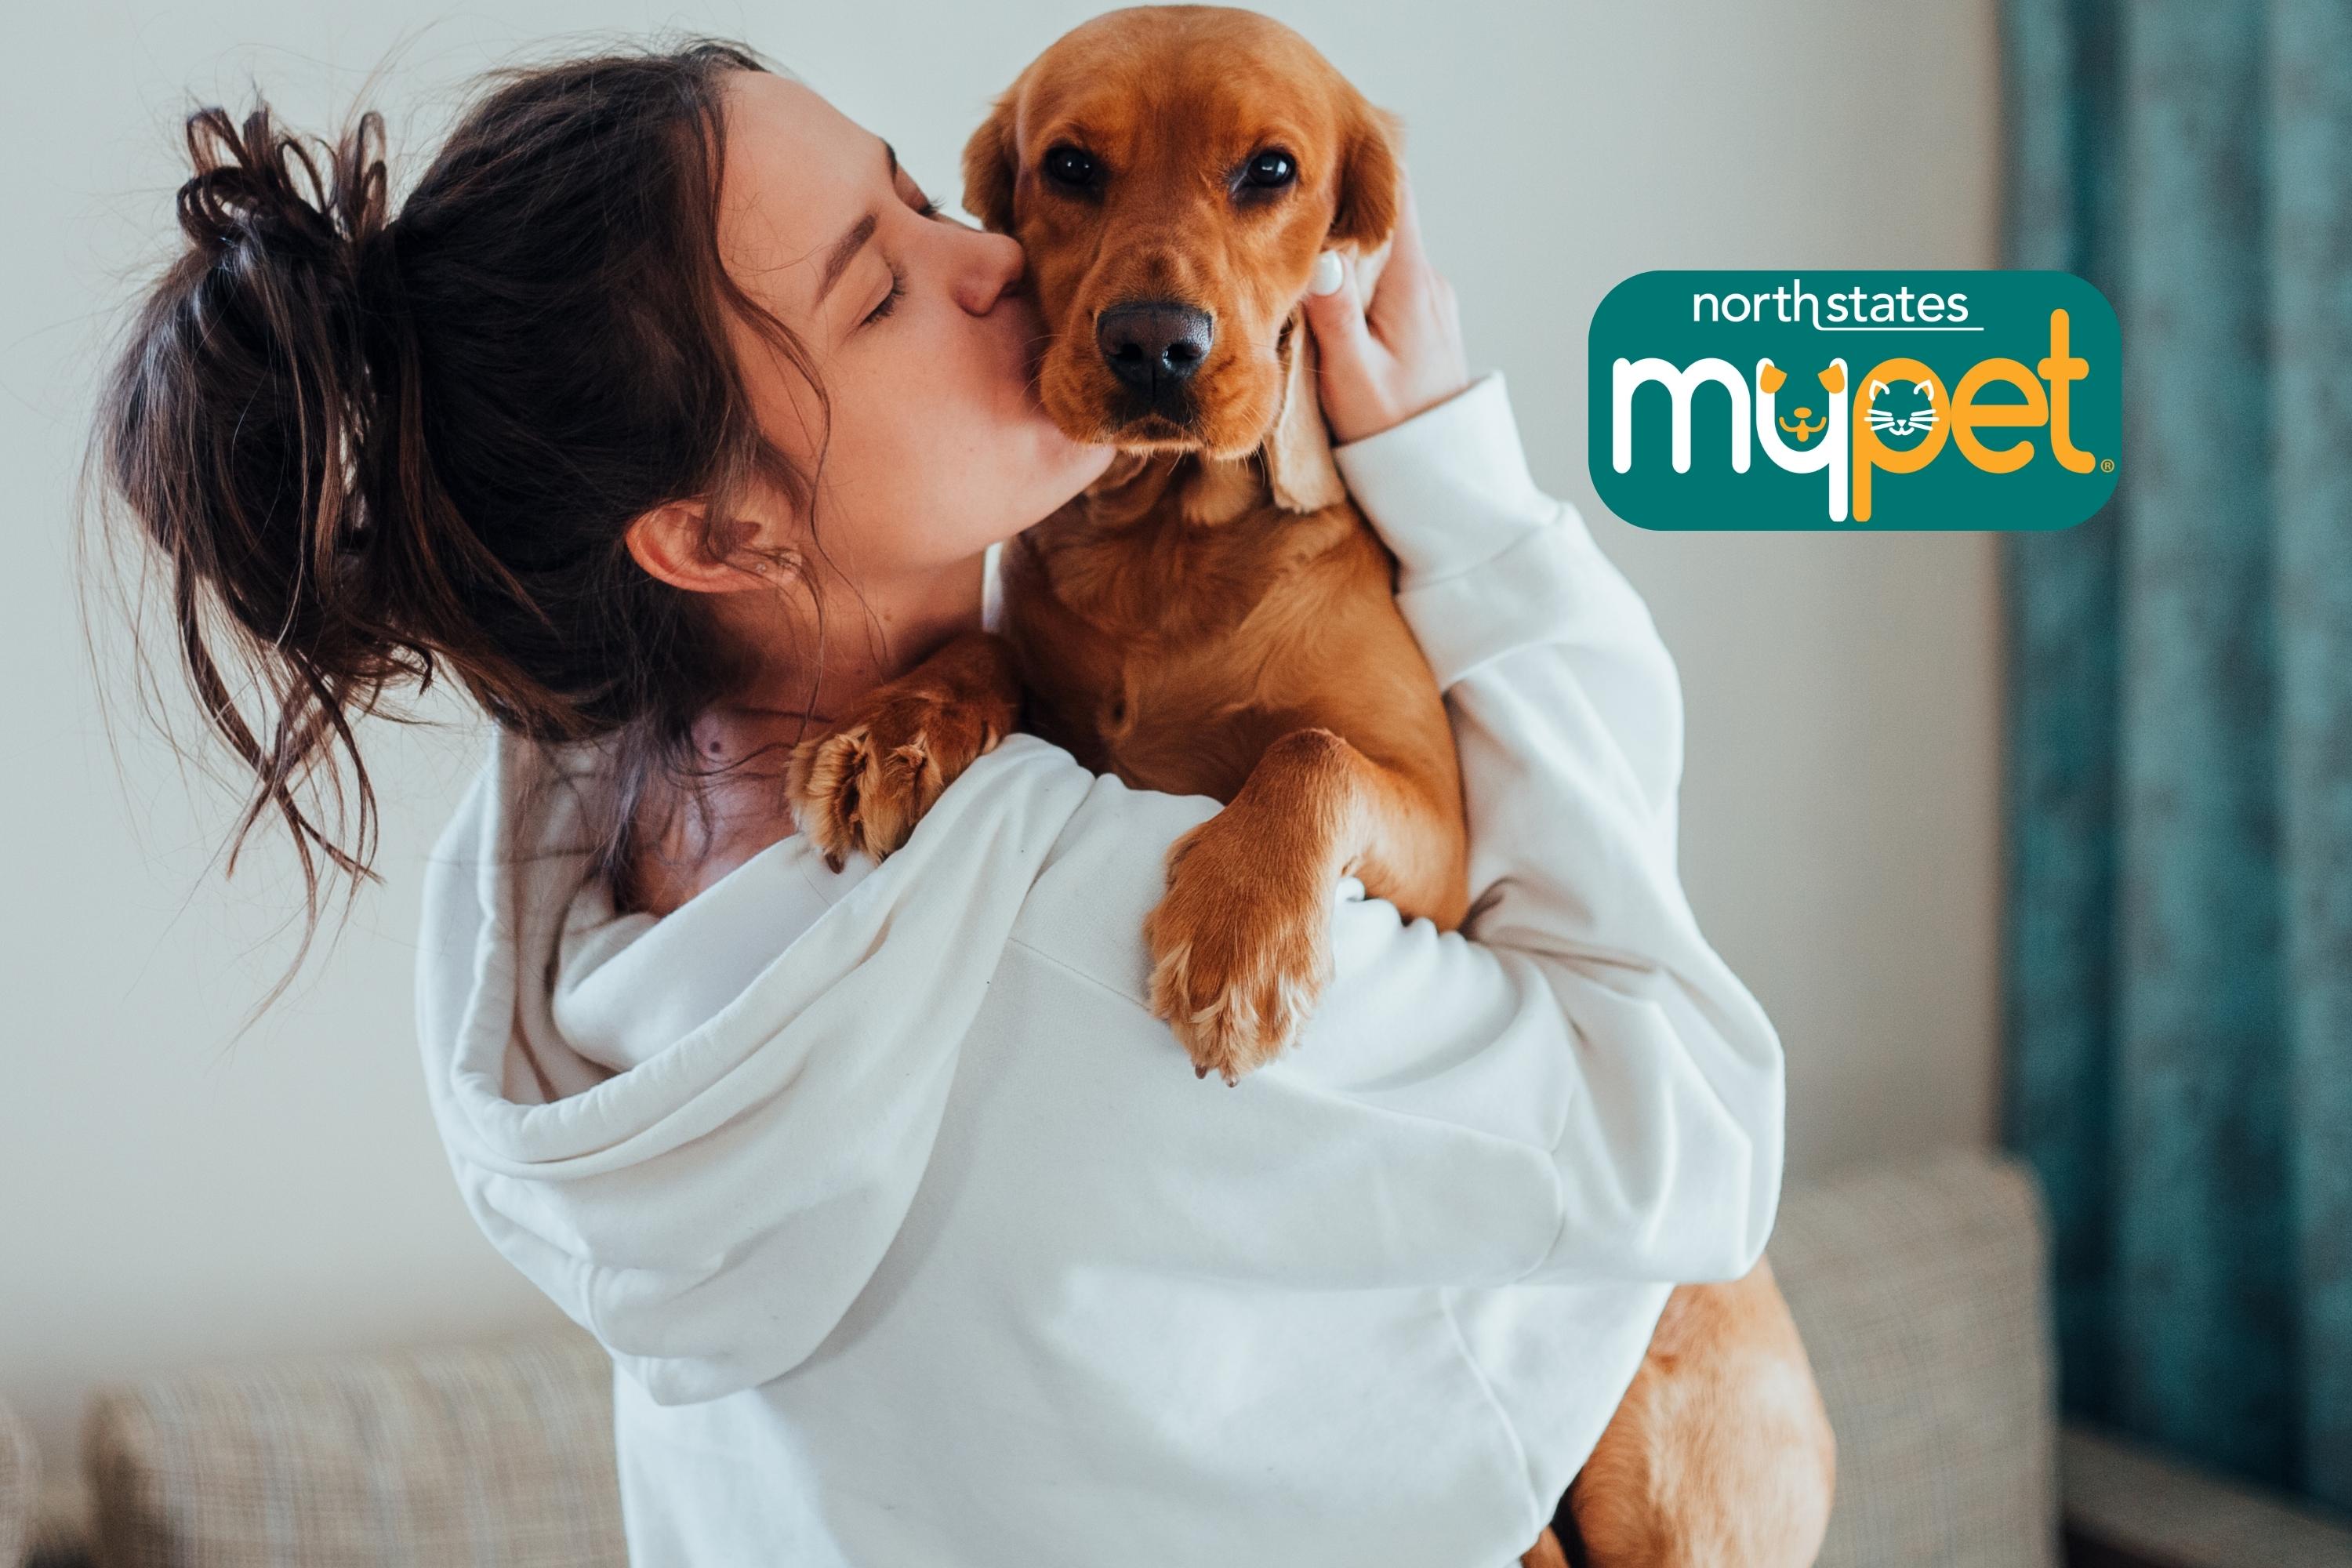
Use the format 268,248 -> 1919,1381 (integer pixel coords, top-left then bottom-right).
1096,300 -> 1214,391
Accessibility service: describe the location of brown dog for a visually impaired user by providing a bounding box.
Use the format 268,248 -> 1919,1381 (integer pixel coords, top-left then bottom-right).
789,7 -> 1834,1563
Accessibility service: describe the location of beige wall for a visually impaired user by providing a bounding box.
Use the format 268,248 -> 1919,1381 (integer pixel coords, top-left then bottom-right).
0,0 -> 2002,1525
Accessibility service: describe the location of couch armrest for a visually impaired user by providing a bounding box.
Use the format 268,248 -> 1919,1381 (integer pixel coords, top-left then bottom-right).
2061,1424 -> 2352,1568
1768,1149 -> 2062,1568
0,1396 -> 35,1568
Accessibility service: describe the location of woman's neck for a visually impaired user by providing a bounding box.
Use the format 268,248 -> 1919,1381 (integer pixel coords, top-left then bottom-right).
620,546 -> 989,916
732,546 -> 989,729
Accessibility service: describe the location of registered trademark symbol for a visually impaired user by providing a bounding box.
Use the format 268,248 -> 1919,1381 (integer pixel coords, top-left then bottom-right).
2101,458 -> 2116,472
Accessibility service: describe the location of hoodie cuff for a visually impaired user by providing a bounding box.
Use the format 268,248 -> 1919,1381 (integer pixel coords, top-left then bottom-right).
1330,369 -> 1570,590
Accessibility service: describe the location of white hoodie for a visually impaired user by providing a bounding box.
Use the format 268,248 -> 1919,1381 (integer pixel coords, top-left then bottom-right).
416,371 -> 1784,1568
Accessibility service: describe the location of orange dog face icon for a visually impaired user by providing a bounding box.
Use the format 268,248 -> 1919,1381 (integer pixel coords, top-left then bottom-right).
960,5 -> 1401,466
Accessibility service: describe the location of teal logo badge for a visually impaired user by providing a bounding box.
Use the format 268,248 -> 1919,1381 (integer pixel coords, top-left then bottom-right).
1588,271 -> 2119,529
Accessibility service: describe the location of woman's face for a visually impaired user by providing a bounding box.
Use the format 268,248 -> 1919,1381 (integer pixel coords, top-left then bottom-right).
716,71 -> 1114,594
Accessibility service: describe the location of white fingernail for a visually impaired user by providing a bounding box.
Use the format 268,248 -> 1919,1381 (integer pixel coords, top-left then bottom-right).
1308,249 -> 1345,296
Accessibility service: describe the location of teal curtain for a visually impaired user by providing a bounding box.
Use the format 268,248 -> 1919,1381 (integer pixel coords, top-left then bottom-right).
2003,0 -> 2352,1509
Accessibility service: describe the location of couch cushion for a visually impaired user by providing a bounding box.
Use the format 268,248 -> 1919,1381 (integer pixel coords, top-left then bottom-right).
83,1331 -> 622,1568
1769,1149 -> 2060,1568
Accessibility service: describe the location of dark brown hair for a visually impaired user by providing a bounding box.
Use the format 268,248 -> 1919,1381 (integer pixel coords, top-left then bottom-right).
92,38 -> 824,953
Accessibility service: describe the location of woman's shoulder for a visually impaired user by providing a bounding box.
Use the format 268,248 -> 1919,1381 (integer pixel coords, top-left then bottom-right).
991,746 -> 1222,1001
989,753 -> 1440,1028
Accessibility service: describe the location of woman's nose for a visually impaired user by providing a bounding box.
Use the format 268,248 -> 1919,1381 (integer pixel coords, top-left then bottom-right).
953,229 -> 1027,315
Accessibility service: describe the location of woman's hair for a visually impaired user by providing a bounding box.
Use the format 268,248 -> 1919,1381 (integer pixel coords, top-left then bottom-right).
92,38 -> 822,949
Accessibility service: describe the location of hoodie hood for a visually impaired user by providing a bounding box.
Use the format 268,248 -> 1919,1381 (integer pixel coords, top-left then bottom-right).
415,725 -> 1093,1405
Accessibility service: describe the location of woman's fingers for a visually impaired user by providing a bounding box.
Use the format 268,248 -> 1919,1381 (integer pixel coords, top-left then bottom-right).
1304,247 -> 1374,363
1302,248 -> 1385,432
1302,167 -> 1472,445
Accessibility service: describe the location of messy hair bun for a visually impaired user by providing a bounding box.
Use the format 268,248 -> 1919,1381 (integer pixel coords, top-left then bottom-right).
110,105 -> 415,878
94,42 -> 823,960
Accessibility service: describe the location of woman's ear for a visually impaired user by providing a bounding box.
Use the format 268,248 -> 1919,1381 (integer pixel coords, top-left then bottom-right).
625,501 -> 775,596
960,92 -> 1018,234
1328,101 -> 1403,247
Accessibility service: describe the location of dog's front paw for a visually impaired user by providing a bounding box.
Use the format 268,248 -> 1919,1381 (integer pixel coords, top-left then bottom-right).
1142,810 -> 1334,1085
786,657 -> 1011,871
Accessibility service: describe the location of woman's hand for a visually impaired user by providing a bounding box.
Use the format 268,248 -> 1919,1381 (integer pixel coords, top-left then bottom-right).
1301,172 -> 1471,445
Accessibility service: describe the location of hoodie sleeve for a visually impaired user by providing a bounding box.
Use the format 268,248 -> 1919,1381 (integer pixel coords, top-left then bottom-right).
1276,369 -> 1784,1285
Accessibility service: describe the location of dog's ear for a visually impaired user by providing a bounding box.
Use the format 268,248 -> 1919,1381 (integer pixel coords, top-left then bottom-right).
1328,101 -> 1403,247
1263,94 -> 1403,512
1263,225 -> 1396,514
1262,304 -> 1348,514
960,93 -> 1019,234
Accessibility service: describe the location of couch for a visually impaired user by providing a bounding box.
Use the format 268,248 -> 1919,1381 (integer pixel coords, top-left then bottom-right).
9,1150 -> 2348,1567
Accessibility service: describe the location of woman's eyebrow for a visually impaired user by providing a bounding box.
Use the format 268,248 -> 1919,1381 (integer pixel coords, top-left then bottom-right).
811,140 -> 901,310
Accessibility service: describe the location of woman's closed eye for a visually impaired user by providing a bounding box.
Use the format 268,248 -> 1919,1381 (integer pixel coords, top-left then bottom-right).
862,193 -> 946,328
863,263 -> 907,326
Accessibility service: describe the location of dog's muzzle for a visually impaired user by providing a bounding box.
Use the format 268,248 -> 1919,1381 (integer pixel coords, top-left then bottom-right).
1095,299 -> 1213,423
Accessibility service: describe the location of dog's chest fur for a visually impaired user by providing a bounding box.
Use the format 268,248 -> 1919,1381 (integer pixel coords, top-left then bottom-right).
1001,451 -> 1396,804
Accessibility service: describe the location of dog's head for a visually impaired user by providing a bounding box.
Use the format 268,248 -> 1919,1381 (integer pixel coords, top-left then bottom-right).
963,5 -> 1402,513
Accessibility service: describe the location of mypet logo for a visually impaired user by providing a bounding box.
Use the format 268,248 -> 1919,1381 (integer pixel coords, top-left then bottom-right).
1588,271 -> 2120,530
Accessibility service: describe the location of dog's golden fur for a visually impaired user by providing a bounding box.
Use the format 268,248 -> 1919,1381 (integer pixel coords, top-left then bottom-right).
788,8 -> 1834,1562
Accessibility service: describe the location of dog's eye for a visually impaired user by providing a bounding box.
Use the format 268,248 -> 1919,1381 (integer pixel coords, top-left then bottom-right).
1243,150 -> 1296,189
1044,145 -> 1098,189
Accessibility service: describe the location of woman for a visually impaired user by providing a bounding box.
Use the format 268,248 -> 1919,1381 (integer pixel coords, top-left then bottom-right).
96,38 -> 1787,1568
